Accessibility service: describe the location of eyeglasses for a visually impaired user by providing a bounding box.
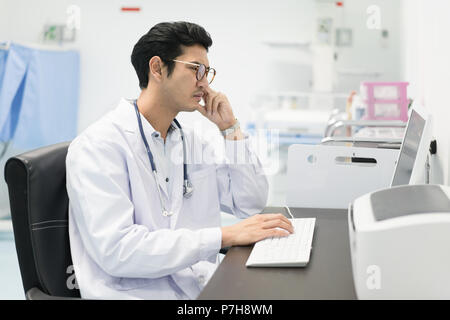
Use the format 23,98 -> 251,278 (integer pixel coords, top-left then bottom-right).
172,59 -> 216,84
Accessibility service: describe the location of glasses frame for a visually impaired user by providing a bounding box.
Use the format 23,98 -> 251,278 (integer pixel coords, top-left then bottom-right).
172,59 -> 216,84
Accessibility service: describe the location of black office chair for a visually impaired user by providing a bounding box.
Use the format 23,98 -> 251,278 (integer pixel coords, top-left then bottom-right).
4,141 -> 81,300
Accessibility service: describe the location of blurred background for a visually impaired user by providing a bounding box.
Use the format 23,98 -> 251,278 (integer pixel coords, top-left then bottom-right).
0,0 -> 449,299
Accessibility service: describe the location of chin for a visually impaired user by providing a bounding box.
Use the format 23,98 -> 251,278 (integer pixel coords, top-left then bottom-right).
181,103 -> 200,112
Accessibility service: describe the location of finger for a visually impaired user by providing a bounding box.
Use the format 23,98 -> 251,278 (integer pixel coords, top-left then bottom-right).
264,214 -> 293,232
204,91 -> 215,116
263,213 -> 292,225
195,103 -> 207,116
252,229 -> 286,243
263,219 -> 294,233
264,228 -> 290,240
262,219 -> 294,234
211,94 -> 221,116
263,213 -> 287,220
204,96 -> 211,116
204,86 -> 216,95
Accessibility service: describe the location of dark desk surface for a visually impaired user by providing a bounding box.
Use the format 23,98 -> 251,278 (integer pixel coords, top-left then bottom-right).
198,207 -> 357,300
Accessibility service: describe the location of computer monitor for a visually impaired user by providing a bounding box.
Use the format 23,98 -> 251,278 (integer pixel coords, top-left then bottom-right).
390,104 -> 433,186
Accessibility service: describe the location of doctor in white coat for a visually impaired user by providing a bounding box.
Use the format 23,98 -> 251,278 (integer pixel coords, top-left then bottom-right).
66,21 -> 293,300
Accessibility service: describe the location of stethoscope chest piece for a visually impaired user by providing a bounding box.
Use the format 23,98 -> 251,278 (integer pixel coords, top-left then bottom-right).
183,179 -> 194,198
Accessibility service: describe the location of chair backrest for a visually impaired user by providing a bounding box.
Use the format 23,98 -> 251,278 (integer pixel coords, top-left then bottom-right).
4,141 -> 80,298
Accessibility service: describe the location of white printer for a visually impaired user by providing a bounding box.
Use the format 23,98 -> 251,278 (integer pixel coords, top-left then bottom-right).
349,184 -> 450,299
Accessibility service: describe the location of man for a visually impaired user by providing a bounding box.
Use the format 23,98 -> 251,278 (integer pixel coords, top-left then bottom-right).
66,21 -> 293,300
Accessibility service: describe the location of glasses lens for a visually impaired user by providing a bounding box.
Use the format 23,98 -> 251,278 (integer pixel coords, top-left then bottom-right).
206,68 -> 216,84
197,64 -> 206,81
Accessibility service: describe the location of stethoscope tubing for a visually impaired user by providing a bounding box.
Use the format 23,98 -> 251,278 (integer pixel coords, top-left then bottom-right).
133,100 -> 193,216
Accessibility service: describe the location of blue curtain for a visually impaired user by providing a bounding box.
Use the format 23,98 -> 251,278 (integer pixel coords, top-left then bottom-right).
0,43 -> 79,150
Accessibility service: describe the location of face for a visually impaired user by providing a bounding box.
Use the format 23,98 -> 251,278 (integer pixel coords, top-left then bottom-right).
160,44 -> 210,112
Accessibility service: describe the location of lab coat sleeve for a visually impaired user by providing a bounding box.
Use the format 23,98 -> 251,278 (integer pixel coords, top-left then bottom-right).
215,134 -> 269,218
66,136 -> 222,279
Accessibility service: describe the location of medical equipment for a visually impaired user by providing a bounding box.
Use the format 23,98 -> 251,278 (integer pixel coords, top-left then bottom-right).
349,184 -> 450,299
286,144 -> 398,208
133,100 -> 193,217
287,104 -> 432,208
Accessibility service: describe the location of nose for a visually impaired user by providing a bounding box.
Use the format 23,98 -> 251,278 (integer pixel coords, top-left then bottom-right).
197,75 -> 209,88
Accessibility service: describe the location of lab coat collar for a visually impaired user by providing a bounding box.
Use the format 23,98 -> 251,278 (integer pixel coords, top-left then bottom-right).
113,98 -> 179,136
113,98 -> 182,199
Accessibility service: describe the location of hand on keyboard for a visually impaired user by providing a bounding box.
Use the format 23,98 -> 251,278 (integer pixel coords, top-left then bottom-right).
221,213 -> 294,248
246,218 -> 316,267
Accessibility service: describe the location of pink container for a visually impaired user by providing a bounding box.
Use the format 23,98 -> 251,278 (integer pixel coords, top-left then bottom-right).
360,82 -> 409,122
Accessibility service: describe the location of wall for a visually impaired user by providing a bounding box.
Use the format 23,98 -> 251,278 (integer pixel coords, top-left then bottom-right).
401,0 -> 450,185
319,0 -> 402,93
0,0 -> 317,216
0,0 -> 315,134
0,0 -> 404,131
0,0 -> 419,215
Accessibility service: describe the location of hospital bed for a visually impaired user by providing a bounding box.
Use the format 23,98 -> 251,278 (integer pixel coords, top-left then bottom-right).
321,109 -> 407,149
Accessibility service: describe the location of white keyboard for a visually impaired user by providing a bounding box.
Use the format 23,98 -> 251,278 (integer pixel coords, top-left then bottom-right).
246,218 -> 316,267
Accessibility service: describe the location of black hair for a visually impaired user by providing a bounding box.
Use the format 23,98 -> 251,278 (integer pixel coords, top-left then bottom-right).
131,21 -> 213,89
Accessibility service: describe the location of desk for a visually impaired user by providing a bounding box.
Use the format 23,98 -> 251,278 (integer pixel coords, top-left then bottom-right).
198,207 -> 357,299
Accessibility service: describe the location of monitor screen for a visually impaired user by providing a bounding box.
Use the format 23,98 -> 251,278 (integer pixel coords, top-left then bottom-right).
391,109 -> 426,186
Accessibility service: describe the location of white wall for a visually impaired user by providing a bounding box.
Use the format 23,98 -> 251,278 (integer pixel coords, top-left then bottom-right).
327,0 -> 402,93
401,0 -> 450,185
0,0 -> 405,130
0,0 -> 315,134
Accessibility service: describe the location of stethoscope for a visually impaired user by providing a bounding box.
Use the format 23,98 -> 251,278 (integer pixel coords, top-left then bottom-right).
133,100 -> 194,217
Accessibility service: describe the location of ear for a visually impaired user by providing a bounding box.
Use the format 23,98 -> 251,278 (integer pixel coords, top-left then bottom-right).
148,56 -> 164,82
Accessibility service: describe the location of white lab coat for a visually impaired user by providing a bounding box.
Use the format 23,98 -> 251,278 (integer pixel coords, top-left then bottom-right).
66,98 -> 269,299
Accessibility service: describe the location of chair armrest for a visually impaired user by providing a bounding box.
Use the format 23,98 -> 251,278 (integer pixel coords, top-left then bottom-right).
26,287 -> 83,300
